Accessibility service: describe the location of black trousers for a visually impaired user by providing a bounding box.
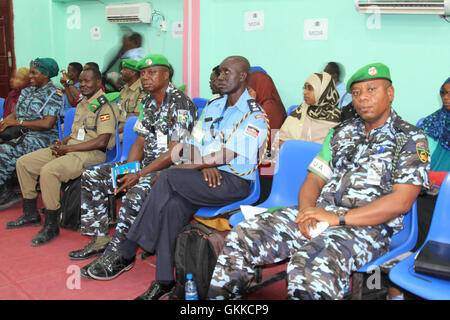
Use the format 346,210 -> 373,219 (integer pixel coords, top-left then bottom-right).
126,168 -> 251,282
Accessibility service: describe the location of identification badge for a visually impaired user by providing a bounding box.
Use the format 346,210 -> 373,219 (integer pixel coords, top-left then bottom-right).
77,127 -> 86,141
367,160 -> 383,186
192,125 -> 205,143
156,130 -> 167,149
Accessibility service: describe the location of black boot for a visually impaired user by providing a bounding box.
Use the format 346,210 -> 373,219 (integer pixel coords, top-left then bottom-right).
30,208 -> 60,247
5,198 -> 41,229
0,184 -> 22,211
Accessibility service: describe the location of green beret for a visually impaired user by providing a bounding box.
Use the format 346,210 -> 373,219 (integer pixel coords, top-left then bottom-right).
30,57 -> 59,78
346,62 -> 392,93
121,59 -> 140,72
137,54 -> 170,70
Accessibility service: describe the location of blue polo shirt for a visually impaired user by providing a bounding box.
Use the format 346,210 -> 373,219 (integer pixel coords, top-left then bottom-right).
190,89 -> 268,181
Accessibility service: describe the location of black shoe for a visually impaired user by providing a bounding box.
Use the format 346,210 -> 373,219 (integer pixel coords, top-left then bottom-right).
6,198 -> 41,229
87,252 -> 135,280
68,236 -> 110,260
80,258 -> 100,280
135,281 -> 175,300
0,189 -> 22,211
30,209 -> 60,247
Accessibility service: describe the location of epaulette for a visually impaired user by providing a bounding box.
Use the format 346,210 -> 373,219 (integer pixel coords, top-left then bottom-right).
393,116 -> 418,135
90,92 -> 120,113
247,99 -> 262,113
206,95 -> 223,106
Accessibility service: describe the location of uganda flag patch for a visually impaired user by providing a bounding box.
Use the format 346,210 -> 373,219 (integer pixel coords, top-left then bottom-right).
56,90 -> 63,96
100,114 -> 111,122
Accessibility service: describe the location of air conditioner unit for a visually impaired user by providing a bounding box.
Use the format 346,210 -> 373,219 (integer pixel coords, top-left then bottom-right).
355,0 -> 450,15
105,2 -> 152,23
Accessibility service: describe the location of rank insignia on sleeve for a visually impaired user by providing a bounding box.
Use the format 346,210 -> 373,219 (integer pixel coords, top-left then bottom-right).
416,142 -> 429,163
100,114 -> 111,122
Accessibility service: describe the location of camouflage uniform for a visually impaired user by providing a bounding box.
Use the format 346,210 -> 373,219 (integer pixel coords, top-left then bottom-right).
209,110 -> 430,300
0,81 -> 62,186
80,83 -> 197,255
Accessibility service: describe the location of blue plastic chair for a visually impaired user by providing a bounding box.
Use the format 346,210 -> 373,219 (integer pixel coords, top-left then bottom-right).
357,200 -> 418,273
389,172 -> 450,300
120,116 -> 138,162
0,97 -> 5,119
416,117 -> 425,127
104,128 -> 121,164
287,105 -> 298,116
229,140 -> 322,227
250,66 -> 267,74
194,170 -> 261,219
62,107 -> 76,139
192,97 -> 208,116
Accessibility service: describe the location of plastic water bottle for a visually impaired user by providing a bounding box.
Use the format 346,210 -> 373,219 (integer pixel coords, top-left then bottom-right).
185,273 -> 199,300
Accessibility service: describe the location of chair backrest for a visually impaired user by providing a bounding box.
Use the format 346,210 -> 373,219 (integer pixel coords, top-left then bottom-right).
250,66 -> 267,74
192,97 -> 208,116
120,116 -> 138,162
287,105 -> 298,116
63,107 -> 76,138
105,128 -> 121,163
229,140 -> 321,227
263,140 -> 322,208
424,172 -> 450,245
416,117 -> 425,127
0,97 -> 5,119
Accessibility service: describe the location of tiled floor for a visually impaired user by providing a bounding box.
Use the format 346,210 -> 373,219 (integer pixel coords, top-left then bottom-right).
0,196 -> 286,300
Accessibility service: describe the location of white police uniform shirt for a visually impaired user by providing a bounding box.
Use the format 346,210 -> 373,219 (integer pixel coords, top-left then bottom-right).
190,89 -> 268,181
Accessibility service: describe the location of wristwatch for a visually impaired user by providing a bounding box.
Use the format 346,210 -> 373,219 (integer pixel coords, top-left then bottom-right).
337,209 -> 347,226
66,79 -> 74,86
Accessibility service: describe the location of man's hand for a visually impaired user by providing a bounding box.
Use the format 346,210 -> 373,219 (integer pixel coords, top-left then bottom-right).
115,172 -> 140,195
201,167 -> 222,188
294,207 -> 338,239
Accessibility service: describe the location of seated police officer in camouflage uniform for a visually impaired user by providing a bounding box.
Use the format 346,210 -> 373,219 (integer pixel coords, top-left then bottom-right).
117,59 -> 146,142
0,58 -> 63,211
86,56 -> 269,300
68,54 -> 197,277
208,62 -> 430,300
6,67 -> 120,247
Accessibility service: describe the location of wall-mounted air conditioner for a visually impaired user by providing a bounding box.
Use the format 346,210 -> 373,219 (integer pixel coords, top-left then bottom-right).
105,2 -> 152,23
355,0 -> 450,15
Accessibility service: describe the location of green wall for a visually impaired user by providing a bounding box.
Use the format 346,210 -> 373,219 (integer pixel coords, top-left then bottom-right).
12,0 -> 184,86
199,0 -> 450,124
11,0 -> 450,124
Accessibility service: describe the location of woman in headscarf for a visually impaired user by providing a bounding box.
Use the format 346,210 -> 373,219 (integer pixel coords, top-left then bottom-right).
0,58 -> 63,211
3,67 -> 30,118
419,77 -> 450,172
247,70 -> 287,130
277,72 -> 341,146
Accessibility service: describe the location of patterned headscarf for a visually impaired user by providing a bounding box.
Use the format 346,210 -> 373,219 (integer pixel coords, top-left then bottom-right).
290,72 -> 341,123
419,77 -> 450,151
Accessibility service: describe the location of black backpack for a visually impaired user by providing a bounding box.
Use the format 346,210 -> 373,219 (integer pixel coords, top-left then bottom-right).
172,222 -> 228,300
59,177 -> 82,230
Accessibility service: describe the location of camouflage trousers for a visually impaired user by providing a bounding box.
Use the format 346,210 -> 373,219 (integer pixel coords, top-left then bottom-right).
0,134 -> 54,186
80,160 -> 157,255
208,206 -> 391,300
